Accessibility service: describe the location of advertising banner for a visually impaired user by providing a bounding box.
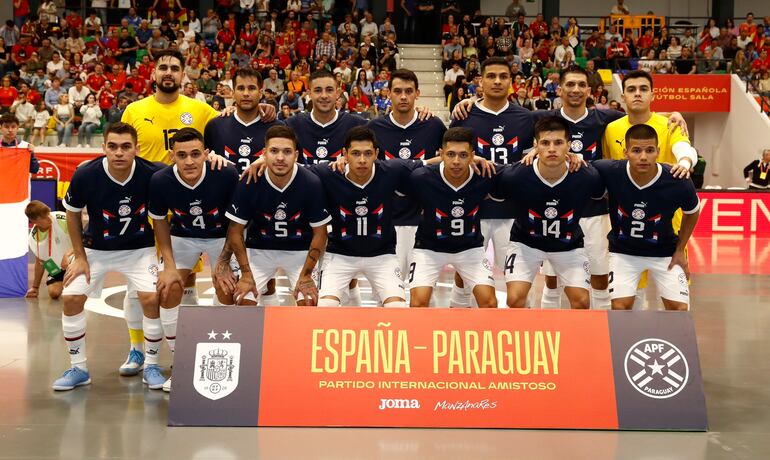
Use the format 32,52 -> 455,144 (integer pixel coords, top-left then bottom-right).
694,191 -> 770,236
651,74 -> 731,112
168,308 -> 707,431
31,149 -> 101,199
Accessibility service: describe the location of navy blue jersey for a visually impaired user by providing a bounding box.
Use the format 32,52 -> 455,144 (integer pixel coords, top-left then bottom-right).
226,165 -> 331,251
286,111 -> 367,164
204,114 -> 284,174
310,160 -> 421,257
63,156 -> 160,251
451,101 -> 535,219
490,161 -> 605,252
404,164 -> 499,253
368,113 -> 446,226
532,108 -> 624,217
148,165 -> 238,238
593,160 -> 700,257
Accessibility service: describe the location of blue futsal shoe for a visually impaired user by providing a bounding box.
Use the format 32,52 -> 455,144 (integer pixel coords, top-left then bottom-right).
119,349 -> 144,376
52,367 -> 91,391
143,365 -> 165,390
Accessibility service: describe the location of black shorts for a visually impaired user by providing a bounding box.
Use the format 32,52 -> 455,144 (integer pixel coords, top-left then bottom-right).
46,271 -> 65,286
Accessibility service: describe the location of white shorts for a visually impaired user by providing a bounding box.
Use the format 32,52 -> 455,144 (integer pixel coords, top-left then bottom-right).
395,225 -> 417,280
609,252 -> 690,304
62,247 -> 159,297
408,247 -> 495,290
504,242 -> 590,289
319,253 -> 405,303
481,219 -> 514,269
541,214 -> 610,278
170,236 -> 225,271
246,248 -> 310,300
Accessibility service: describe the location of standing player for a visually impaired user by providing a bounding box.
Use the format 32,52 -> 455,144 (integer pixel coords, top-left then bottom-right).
204,68 -> 283,174
148,128 -> 239,392
54,123 -> 166,391
490,117 -> 605,308
25,201 -> 73,300
367,68 -> 447,285
449,57 -> 536,306
594,125 -> 700,310
403,127 -> 498,308
218,125 -> 331,306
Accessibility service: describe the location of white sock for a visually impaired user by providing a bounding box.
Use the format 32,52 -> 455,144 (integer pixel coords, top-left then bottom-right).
318,298 -> 340,307
181,287 -> 199,306
123,292 -> 143,350
449,284 -> 471,307
143,316 -> 163,366
62,311 -> 87,370
633,288 -> 647,310
259,293 -> 280,306
591,288 -> 611,310
383,300 -> 407,308
160,307 -> 179,355
348,283 -> 363,306
540,287 -> 561,309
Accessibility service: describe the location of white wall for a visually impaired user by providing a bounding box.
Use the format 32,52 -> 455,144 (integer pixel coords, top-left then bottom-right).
482,0 -> 542,16
733,1 -> 770,16
480,0 -> 767,18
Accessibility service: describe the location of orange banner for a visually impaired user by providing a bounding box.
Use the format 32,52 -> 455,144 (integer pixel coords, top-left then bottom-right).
0,148 -> 31,203
651,74 -> 731,112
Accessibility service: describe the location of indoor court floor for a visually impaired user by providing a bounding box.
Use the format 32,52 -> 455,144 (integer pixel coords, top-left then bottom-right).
2,235 -> 769,460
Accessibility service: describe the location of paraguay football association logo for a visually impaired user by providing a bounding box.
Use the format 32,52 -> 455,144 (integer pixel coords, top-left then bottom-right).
624,338 -> 689,399
194,334 -> 240,401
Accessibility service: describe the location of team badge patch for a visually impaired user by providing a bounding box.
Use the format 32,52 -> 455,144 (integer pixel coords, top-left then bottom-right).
118,205 -> 132,217
355,206 -> 368,216
189,206 -> 203,216
398,147 -> 411,159
451,206 -> 465,218
180,112 -> 193,125
570,140 -> 583,152
194,339 -> 240,401
624,338 -> 689,399
316,146 -> 328,158
238,145 -> 251,157
148,264 -> 159,277
492,133 -> 505,146
544,207 -> 558,219
274,209 -> 287,221
632,209 -> 646,220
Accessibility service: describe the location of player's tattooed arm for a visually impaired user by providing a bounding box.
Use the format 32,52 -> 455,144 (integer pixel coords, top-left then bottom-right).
217,222 -> 255,304
294,225 -> 327,306
63,210 -> 90,287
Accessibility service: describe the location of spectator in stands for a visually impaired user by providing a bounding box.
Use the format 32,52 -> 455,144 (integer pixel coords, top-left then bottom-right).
752,49 -> 770,76
586,35 -> 607,68
360,11 -> 378,43
355,69 -> 374,99
638,48 -> 657,73
374,86 -> 392,115
756,70 -> 770,95
737,27 -> 752,50
680,28 -> 696,50
511,14 -> 528,40
611,0 -> 630,15
77,94 -> 101,148
415,0 -> 438,45
530,13 -> 548,41
697,47 -> 720,74
674,46 -> 696,74
10,93 -> 34,139
604,25 -> 622,43
286,71 -> 307,95
29,101 -> 49,146
511,87 -> 533,110
444,59 -> 464,98
43,78 -> 62,110
202,10 -> 221,42
741,12 -> 758,41
584,60 -> 603,90
698,18 -> 719,52
0,76 -> 19,114
743,149 -> 770,189
666,36 -> 682,59
52,93 -> 73,147
347,85 -> 370,111
505,0 -> 526,18
607,36 -> 630,69
67,79 -> 89,113
534,88 -> 552,110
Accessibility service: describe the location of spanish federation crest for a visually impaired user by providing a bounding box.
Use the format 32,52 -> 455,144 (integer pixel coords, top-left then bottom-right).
624,338 -> 689,400
194,341 -> 241,400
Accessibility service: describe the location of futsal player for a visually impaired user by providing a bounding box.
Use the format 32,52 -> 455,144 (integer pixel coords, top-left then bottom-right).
366,68 -> 447,285
217,125 -> 331,306
402,127 -> 498,308
148,128 -> 239,392
54,123 -> 165,391
594,125 -> 700,310
490,117 -> 605,308
449,56 -> 536,306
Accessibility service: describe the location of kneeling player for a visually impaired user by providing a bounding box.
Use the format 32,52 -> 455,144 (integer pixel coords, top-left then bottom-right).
403,127 -> 497,308
491,117 -> 604,308
55,123 -> 165,390
593,125 -> 700,310
148,128 -> 239,391
218,125 -> 331,306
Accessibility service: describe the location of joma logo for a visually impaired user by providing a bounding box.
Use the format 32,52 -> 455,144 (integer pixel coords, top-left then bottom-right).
378,398 -> 420,410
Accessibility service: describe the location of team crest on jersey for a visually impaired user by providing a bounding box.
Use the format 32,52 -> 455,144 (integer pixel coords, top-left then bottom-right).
492,133 -> 505,146
274,209 -> 287,221
316,146 -> 328,158
451,206 -> 464,218
194,339 -> 240,401
570,140 -> 583,152
398,147 -> 411,159
148,264 -> 159,277
482,257 -> 492,271
189,206 -> 203,216
238,145 -> 251,157
544,207 -> 558,219
118,205 -> 131,217
180,112 -> 193,125
355,206 -> 368,216
632,209 -> 646,220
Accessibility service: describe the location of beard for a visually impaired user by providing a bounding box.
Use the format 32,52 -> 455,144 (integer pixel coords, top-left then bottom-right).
157,79 -> 180,94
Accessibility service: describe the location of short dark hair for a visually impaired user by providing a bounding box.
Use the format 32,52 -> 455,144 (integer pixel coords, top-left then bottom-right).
344,126 -> 378,150
0,113 -> 19,126
170,127 -> 204,149
442,127 -> 474,147
559,66 -> 590,84
264,125 -> 298,149
153,49 -> 185,68
104,122 -> 138,144
481,57 -> 510,75
309,69 -> 335,85
233,68 -> 263,87
625,124 -> 658,146
390,68 -> 419,90
534,116 -> 570,139
622,70 -> 654,91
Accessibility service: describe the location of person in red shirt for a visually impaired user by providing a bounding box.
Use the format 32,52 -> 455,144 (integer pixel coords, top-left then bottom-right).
529,13 -> 549,40
136,55 -> 154,81
300,20 -> 317,43
752,49 -> 770,75
0,76 -> 19,111
108,62 -> 127,92
64,10 -> 83,32
274,45 -> 293,70
216,21 -> 235,50
240,23 -> 258,51
740,12 -> 758,41
637,27 -> 654,52
19,82 -> 42,106
13,0 -> 30,27
86,64 -> 108,94
295,32 -> 313,60
606,36 -> 631,68
126,67 -> 148,96
97,80 -> 116,110
11,35 -> 36,66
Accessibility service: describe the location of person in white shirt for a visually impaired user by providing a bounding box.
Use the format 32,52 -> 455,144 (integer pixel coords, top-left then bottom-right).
67,79 -> 91,110
77,94 -> 102,147
46,53 -> 64,75
444,60 -> 465,99
25,201 -> 73,300
11,94 -> 36,140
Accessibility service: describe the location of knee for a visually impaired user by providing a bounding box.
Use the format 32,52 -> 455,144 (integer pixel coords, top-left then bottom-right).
48,283 -> 63,299
591,275 -> 609,290
163,284 -> 184,307
506,294 -> 527,308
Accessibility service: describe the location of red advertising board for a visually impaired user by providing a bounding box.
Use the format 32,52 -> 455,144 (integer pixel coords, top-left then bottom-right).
31,148 -> 101,198
651,74 -> 731,112
694,191 -> 770,236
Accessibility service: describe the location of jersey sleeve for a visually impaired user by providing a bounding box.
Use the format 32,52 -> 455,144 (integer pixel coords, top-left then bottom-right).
62,165 -> 90,212
203,119 -> 219,155
586,166 -> 606,199
489,163 -> 520,201
678,179 -> 700,215
203,103 -> 220,125
304,173 -> 332,227
147,172 -> 169,220
225,179 -> 254,226
668,125 -> 691,147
